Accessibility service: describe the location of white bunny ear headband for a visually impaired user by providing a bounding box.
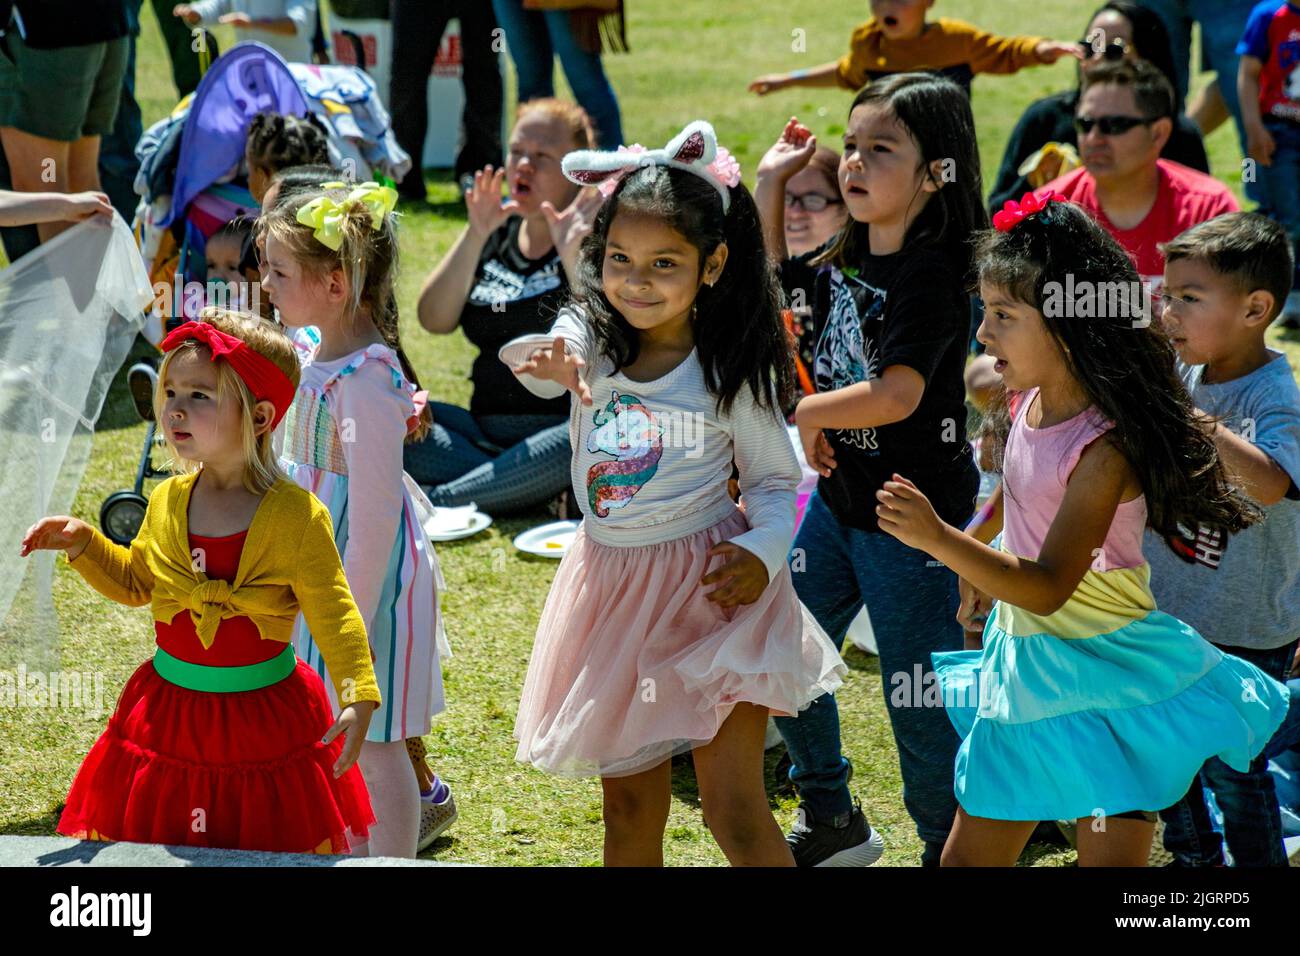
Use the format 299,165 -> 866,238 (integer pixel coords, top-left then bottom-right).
561,120 -> 743,212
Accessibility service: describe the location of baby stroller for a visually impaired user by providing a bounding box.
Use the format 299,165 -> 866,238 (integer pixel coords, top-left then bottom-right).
99,41 -> 412,544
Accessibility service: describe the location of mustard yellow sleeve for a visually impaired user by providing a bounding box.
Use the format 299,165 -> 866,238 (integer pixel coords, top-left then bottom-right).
836,22 -> 875,91
67,525 -> 155,607
956,20 -> 1045,75
293,506 -> 382,708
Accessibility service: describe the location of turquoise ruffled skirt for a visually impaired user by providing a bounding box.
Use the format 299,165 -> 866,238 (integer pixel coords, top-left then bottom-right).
932,607 -> 1291,822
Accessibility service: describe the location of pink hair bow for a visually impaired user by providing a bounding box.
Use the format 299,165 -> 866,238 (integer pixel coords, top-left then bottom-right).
993,191 -> 1062,232
561,120 -> 743,212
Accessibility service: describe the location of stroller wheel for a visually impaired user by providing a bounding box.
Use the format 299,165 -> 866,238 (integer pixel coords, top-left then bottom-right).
128,362 -> 159,422
100,491 -> 149,545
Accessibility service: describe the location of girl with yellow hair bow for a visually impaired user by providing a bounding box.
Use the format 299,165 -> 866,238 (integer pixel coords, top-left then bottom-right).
258,182 -> 448,859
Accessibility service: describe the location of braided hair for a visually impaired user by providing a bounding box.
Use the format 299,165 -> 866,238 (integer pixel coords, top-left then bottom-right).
246,112 -> 330,196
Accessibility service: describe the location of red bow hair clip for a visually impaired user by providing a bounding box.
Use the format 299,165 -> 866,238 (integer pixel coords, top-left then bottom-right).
993,191 -> 1061,232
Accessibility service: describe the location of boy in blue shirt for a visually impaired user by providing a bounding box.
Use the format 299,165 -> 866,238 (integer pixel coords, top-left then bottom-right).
1153,212 -> 1300,867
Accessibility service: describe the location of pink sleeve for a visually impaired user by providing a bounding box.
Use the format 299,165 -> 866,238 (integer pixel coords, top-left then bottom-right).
330,359 -> 411,637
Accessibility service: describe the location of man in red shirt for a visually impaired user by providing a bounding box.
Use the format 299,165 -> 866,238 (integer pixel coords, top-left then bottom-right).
966,58 -> 1239,408
1036,58 -> 1239,289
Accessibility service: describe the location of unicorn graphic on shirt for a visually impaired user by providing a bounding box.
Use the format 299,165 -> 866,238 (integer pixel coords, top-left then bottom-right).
585,390 -> 664,517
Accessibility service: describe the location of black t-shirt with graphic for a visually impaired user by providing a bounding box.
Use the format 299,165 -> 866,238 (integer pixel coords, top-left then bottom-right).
461,217 -> 570,418
781,243 -> 979,532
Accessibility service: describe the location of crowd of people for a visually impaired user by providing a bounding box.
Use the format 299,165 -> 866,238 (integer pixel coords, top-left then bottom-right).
4,0 -> 1300,867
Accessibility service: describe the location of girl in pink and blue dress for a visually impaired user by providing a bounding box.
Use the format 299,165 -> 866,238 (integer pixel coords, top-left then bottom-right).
875,194 -> 1290,865
259,181 -> 447,858
499,121 -> 845,866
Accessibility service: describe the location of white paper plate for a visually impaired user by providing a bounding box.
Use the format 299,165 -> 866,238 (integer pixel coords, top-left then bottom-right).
422,507 -> 493,542
513,520 -> 579,558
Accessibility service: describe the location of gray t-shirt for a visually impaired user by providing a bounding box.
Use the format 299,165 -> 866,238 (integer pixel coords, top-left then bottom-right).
1146,352 -> 1300,650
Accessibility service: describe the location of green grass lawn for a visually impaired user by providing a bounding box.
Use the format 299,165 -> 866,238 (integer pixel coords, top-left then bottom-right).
2,0 -> 1297,866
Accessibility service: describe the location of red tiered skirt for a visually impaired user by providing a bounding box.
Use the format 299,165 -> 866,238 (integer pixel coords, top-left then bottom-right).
56,530 -> 375,853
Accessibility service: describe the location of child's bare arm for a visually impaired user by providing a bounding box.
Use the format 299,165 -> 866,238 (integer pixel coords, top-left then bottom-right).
754,117 -> 817,260
0,190 -> 113,227
1238,56 -> 1275,165
1203,415 -> 1293,506
878,437 -> 1131,616
749,62 -> 841,95
794,366 -> 925,431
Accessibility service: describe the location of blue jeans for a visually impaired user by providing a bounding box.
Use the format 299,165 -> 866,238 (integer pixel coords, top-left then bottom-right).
1252,120 -> 1300,291
402,400 -> 570,514
490,0 -> 624,147
774,491 -> 964,861
1159,638 -> 1298,867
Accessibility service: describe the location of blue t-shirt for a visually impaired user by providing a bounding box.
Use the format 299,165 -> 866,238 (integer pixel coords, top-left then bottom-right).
1146,352 -> 1300,650
1236,0 -> 1300,124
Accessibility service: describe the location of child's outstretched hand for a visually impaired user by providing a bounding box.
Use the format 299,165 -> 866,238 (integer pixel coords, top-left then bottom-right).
757,117 -> 817,185
465,165 -> 522,239
875,474 -> 945,550
322,701 -> 376,778
512,336 -> 593,405
1036,40 -> 1085,64
701,542 -> 769,607
749,73 -> 791,96
20,516 -> 92,561
798,423 -> 836,478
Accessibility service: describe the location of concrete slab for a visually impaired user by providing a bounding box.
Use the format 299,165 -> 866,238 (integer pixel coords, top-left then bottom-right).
0,835 -> 454,866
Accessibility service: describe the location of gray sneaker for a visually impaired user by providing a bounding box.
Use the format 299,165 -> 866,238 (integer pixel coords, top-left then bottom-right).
417,789 -> 458,852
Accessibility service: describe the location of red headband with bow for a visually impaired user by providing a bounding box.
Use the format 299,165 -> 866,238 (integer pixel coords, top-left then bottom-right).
993,191 -> 1062,232
159,321 -> 297,428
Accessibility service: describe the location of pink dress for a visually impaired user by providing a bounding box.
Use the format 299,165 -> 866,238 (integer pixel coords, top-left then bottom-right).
501,309 -> 846,779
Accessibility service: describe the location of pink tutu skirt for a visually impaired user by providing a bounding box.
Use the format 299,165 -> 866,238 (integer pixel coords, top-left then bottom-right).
514,508 -> 846,778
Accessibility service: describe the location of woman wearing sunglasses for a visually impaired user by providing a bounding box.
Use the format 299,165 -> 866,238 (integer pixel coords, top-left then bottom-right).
988,1 -> 1208,213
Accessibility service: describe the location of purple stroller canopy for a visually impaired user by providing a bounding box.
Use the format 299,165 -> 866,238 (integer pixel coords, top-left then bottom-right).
162,42 -> 309,228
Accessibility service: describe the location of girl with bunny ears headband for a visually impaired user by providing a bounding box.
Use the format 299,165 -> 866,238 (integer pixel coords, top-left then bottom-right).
558,120 -> 793,417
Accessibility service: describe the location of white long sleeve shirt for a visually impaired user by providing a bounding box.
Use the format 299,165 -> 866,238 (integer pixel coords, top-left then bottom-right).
188,0 -> 316,64
499,307 -> 800,582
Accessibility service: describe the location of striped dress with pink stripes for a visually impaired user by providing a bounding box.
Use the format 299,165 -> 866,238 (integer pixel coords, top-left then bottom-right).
280,327 -> 445,742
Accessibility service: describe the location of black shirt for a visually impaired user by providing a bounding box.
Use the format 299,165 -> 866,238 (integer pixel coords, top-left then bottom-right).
781,243 -> 979,532
989,89 -> 1210,213
460,217 -> 570,419
10,0 -> 131,47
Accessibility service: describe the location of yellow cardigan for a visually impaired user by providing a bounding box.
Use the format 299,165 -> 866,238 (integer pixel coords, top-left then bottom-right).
68,471 -> 381,707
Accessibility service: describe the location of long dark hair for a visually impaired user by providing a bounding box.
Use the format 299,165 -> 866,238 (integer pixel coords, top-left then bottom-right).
1088,2 -> 1183,111
818,73 -> 989,276
975,200 -> 1260,542
571,164 -> 794,416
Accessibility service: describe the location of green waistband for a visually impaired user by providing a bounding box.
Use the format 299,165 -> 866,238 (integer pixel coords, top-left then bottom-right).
152,644 -> 296,693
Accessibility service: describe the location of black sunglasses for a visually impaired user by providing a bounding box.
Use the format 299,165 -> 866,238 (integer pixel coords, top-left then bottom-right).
1073,114 -> 1155,136
1077,36 -> 1130,60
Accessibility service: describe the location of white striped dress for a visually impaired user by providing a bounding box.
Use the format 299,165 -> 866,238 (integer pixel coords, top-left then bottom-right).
280,327 -> 445,742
